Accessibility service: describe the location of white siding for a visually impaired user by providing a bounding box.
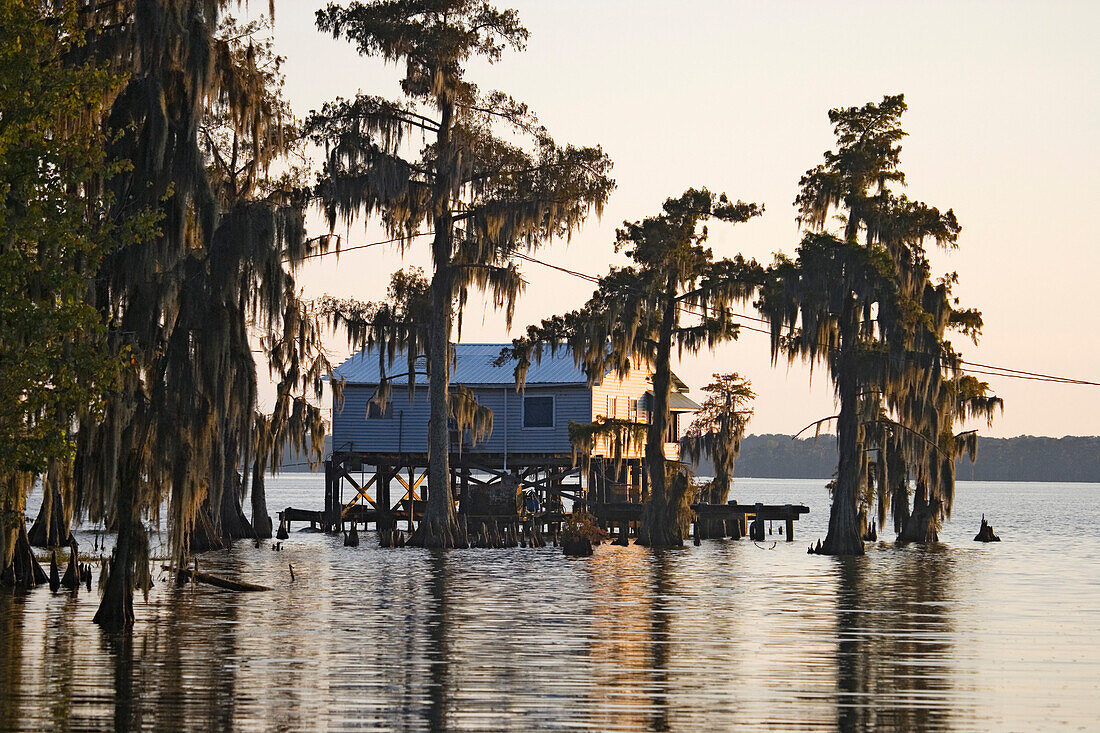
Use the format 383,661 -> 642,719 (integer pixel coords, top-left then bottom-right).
589,367 -> 653,460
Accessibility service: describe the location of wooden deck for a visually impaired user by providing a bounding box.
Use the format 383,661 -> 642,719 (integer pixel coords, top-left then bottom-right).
594,501 -> 810,541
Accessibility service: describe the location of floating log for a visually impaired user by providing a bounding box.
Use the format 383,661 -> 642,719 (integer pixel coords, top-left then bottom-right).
974,515 -> 1001,542
169,566 -> 272,592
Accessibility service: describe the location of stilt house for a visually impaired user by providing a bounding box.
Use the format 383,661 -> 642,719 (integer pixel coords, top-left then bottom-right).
326,343 -> 700,519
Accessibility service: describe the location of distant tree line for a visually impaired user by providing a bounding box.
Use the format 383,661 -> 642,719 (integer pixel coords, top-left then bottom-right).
283,433 -> 1099,483
686,434 -> 1100,483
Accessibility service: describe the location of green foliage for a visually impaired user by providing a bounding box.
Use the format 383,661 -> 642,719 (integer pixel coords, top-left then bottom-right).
0,2 -> 127,477
759,95 -> 999,550
506,188 -> 763,546
682,373 -> 755,502
309,1 -> 614,544
567,416 -> 648,473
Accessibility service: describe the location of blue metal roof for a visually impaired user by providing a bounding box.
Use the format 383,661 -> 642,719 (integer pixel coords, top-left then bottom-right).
332,343 -> 592,386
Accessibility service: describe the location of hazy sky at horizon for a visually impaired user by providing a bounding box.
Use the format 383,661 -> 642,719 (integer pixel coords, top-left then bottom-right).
249,0 -> 1099,439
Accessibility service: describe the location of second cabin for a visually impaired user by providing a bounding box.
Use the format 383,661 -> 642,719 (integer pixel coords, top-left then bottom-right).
330,343 -> 701,505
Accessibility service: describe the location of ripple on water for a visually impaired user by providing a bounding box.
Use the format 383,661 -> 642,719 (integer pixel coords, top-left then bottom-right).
2,478 -> 1099,731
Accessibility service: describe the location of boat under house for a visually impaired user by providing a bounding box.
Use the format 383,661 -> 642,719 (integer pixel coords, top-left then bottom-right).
315,343 -> 703,530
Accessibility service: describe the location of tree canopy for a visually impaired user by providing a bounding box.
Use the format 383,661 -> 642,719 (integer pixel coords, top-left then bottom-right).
682,373 -> 756,504
506,188 -> 764,546
758,95 -> 998,554
0,0 -> 137,573
308,0 -> 614,547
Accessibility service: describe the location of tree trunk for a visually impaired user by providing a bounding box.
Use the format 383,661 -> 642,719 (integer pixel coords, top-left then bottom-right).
28,480 -> 69,548
409,98 -> 463,549
888,450 -> 910,535
700,473 -> 731,538
94,451 -> 139,631
217,468 -> 254,542
819,315 -> 865,555
898,481 -> 939,543
0,489 -> 23,575
3,521 -> 47,590
250,460 -> 272,539
638,286 -> 685,547
189,500 -> 226,553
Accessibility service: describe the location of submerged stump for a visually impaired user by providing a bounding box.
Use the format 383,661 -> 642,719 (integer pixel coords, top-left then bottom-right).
61,537 -> 82,590
562,536 -> 594,556
344,525 -> 360,547
974,515 -> 1001,542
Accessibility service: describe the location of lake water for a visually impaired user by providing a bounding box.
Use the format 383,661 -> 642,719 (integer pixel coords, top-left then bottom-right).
2,476 -> 1098,731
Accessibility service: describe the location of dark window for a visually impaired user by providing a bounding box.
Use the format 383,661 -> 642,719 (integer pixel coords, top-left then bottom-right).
523,395 -> 554,428
366,400 -> 393,419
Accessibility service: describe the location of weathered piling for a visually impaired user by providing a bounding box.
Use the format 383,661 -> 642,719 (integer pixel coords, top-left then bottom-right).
344,525 -> 360,547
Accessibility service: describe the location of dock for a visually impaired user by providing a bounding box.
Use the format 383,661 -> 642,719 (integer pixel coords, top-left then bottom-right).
277,454 -> 810,544
594,501 -> 809,542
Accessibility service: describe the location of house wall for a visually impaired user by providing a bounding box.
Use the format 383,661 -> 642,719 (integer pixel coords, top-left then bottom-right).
589,368 -> 653,460
588,367 -> 686,461
331,383 -> 592,456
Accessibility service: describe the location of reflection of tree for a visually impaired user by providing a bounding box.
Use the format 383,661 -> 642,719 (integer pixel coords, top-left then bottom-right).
834,549 -> 957,730
585,548 -> 686,730
0,598 -> 27,722
587,549 -> 655,729
42,592 -> 82,728
425,549 -> 451,732
103,633 -> 138,730
648,551 -> 674,733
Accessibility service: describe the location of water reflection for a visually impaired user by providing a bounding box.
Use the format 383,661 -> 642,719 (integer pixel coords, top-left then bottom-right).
834,547 -> 958,730
426,551 -> 449,732
0,527 -> 1095,731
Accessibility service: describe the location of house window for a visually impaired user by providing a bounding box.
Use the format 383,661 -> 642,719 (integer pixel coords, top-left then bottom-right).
366,399 -> 393,419
523,395 -> 555,428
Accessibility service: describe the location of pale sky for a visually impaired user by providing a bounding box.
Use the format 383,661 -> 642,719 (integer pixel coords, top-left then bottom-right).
250,0 -> 1100,439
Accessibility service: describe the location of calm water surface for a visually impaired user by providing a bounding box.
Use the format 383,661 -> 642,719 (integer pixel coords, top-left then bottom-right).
2,477 -> 1098,731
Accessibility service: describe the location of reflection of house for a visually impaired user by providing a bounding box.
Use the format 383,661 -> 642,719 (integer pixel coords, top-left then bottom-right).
323,343 -> 701,522
331,343 -> 700,463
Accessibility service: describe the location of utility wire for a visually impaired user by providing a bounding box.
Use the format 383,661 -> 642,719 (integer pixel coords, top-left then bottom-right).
287,231 -> 435,263
288,230 -> 1098,387
512,250 -> 1099,388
